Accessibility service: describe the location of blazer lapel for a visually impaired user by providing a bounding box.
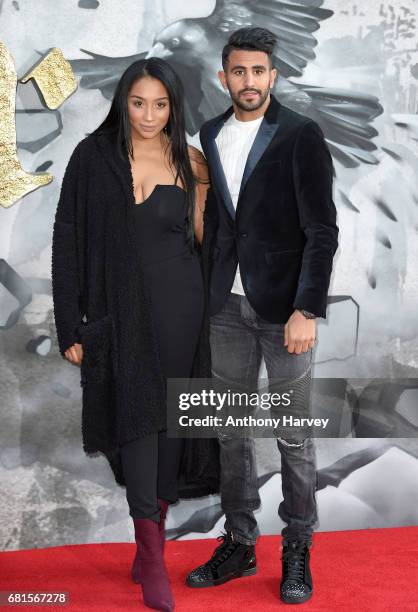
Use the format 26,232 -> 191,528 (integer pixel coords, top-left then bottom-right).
238,98 -> 281,199
205,109 -> 236,220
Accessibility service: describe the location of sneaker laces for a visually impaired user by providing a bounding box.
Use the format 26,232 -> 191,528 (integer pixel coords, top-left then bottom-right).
282,539 -> 308,582
208,532 -> 239,569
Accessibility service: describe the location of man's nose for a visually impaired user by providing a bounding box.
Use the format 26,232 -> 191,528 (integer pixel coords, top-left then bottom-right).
243,72 -> 255,88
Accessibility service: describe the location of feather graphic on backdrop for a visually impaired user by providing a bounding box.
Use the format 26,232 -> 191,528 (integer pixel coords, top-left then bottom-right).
70,0 -> 383,168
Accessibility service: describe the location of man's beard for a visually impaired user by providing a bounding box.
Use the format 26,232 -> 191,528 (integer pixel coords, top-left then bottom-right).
230,87 -> 270,112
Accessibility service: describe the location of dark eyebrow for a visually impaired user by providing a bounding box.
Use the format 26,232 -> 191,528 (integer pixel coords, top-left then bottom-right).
129,95 -> 169,101
231,65 -> 267,71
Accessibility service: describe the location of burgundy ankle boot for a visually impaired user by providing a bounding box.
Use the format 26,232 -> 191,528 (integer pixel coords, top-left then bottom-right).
158,499 -> 169,553
131,500 -> 170,584
131,518 -> 142,584
133,518 -> 174,611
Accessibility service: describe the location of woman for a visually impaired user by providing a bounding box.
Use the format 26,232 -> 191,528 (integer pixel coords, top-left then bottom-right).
51,58 -> 219,612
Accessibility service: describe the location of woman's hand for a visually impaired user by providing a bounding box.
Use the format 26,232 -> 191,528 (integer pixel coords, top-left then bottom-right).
64,342 -> 84,366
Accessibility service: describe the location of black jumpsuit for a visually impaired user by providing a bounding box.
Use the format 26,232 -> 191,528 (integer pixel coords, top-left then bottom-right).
120,183 -> 204,521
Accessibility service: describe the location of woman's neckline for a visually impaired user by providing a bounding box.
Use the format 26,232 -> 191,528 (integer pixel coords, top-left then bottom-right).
134,183 -> 186,207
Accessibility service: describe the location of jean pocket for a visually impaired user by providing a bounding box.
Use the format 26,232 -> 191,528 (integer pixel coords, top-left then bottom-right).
78,315 -> 115,386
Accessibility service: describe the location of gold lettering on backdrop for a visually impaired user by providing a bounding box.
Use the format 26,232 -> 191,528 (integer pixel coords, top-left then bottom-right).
0,44 -> 77,208
0,42 -> 52,208
20,47 -> 77,110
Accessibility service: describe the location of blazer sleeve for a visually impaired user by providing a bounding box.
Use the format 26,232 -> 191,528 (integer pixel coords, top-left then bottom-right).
292,120 -> 339,318
51,143 -> 86,356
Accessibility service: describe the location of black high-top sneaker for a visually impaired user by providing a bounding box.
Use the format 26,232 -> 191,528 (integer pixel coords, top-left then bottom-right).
280,538 -> 313,604
186,531 -> 257,588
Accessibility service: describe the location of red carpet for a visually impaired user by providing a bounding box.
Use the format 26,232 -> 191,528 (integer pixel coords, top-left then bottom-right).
1,527 -> 418,611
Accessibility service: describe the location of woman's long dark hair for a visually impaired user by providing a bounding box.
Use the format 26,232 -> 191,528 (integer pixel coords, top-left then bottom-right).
94,57 -> 196,247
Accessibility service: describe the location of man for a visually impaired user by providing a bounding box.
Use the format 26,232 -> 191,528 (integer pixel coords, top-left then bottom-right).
186,27 -> 338,604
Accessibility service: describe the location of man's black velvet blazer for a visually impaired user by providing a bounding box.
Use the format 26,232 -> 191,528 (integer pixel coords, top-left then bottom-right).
200,95 -> 339,322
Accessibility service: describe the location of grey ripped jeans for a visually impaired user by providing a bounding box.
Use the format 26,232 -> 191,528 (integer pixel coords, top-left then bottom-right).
210,292 -> 318,545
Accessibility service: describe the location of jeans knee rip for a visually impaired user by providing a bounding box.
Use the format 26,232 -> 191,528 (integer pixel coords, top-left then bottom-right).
277,437 -> 306,448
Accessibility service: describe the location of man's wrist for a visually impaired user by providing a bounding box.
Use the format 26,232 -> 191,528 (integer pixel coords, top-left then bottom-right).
297,309 -> 317,320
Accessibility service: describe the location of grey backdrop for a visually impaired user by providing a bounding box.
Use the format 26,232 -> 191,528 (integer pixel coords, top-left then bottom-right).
1,0 -> 418,552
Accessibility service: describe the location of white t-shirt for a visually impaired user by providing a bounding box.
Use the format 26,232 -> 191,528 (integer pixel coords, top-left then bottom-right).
215,112 -> 263,295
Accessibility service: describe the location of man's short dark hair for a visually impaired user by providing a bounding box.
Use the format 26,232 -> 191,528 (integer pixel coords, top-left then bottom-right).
222,27 -> 277,69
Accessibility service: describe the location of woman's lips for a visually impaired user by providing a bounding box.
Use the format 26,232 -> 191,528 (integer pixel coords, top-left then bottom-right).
139,125 -> 156,131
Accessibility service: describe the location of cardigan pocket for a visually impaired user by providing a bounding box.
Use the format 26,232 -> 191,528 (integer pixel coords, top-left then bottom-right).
79,314 -> 115,386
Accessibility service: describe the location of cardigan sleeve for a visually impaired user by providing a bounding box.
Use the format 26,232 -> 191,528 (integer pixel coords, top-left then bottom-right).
51,142 -> 86,357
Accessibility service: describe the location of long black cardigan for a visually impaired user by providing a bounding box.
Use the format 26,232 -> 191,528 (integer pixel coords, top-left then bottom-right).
51,130 -> 219,497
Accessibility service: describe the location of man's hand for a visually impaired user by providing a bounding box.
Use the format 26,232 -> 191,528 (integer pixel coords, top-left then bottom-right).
64,342 -> 83,366
284,310 -> 316,354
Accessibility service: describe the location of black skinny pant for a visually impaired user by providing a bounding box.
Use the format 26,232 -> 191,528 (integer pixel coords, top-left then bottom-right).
121,432 -> 185,522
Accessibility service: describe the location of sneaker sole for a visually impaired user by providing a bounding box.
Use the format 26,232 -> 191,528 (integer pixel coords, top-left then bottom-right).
186,566 -> 257,588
